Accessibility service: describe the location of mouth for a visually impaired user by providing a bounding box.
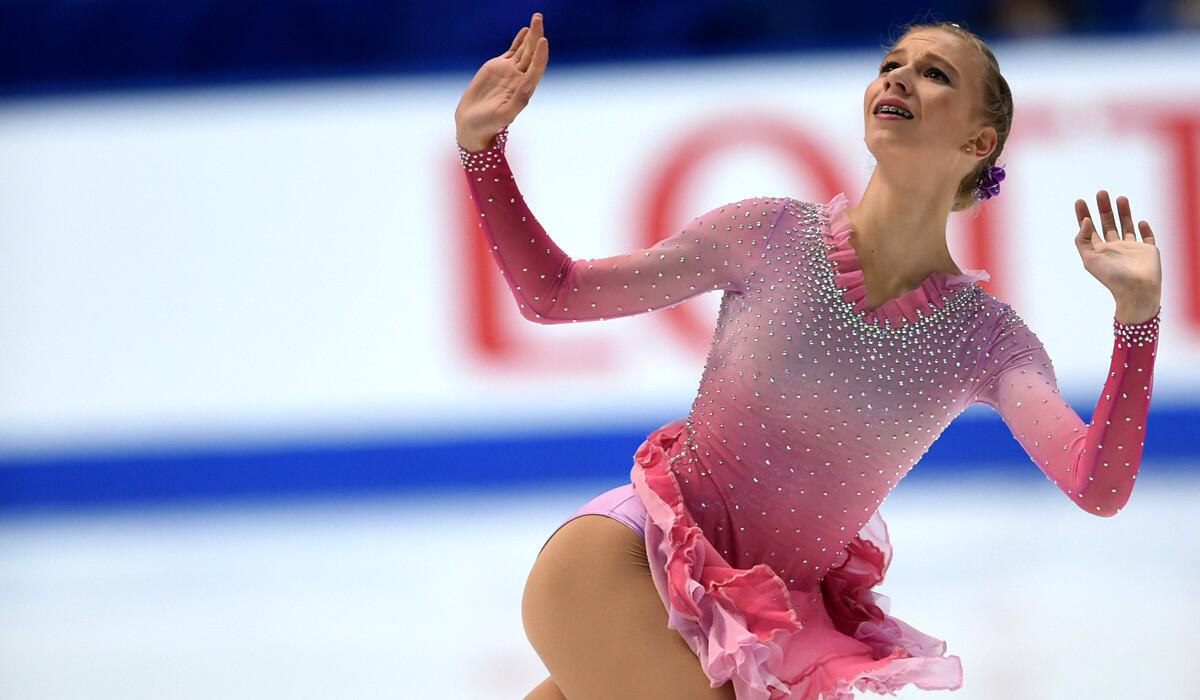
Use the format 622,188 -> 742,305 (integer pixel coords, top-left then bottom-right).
873,103 -> 914,120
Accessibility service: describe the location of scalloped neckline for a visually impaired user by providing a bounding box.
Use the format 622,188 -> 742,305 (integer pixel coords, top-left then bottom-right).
820,191 -> 990,327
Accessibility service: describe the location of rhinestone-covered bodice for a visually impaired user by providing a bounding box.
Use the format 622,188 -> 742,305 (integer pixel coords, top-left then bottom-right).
459,126 -> 1162,594
667,198 -> 1000,588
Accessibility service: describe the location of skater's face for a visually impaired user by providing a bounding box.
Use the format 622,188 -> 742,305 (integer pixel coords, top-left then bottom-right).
862,29 -> 995,180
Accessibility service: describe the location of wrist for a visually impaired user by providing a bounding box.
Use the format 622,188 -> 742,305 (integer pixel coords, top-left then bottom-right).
457,126 -> 509,172
1111,280 -> 1160,323
1112,307 -> 1160,348
456,124 -> 506,153
1114,299 -> 1161,325
456,133 -> 492,153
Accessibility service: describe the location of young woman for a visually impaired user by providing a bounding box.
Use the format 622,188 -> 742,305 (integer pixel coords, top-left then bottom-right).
454,12 -> 1163,700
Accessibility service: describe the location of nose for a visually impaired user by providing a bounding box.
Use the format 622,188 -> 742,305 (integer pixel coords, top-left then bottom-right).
883,71 -> 910,96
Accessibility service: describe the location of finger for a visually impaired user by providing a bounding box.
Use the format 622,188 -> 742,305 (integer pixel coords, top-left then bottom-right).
1116,195 -> 1136,241
1138,219 -> 1157,247
519,13 -> 543,72
1075,215 -> 1096,252
504,26 -> 527,57
525,37 -> 549,89
508,26 -> 529,60
1073,215 -> 1088,250
1096,189 -> 1119,241
1074,198 -> 1091,228
1084,218 -> 1099,254
1088,217 -> 1105,250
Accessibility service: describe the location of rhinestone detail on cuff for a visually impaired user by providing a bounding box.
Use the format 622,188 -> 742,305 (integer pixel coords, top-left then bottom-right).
457,126 -> 509,172
1113,308 -> 1161,348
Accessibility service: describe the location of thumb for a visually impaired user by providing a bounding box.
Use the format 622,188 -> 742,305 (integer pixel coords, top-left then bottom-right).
1075,216 -> 1101,253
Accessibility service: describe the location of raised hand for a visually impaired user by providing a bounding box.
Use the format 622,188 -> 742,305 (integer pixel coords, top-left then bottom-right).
454,12 -> 549,152
1074,190 -> 1163,324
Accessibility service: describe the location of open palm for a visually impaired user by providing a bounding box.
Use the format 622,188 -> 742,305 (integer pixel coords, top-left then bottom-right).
454,12 -> 549,151
1074,190 -> 1162,306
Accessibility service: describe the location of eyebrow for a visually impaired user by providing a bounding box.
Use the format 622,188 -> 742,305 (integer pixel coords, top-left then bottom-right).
882,47 -> 960,79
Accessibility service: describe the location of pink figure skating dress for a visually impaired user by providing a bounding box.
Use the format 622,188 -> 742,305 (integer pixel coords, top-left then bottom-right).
458,126 -> 1161,700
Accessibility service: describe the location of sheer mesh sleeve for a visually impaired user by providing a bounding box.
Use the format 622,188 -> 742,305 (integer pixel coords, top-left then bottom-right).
458,126 -> 788,324
971,304 -> 1161,517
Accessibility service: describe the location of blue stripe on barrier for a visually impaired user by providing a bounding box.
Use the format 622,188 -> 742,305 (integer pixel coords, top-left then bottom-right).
0,405 -> 1194,516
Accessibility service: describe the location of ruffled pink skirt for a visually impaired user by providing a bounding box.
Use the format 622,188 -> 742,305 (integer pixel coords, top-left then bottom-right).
629,418 -> 964,700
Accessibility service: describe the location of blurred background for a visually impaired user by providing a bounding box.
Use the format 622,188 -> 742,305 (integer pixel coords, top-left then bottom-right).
1,1 -> 1198,698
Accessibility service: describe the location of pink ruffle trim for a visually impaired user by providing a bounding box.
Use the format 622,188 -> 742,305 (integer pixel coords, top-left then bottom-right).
822,191 -> 990,327
630,418 -> 964,700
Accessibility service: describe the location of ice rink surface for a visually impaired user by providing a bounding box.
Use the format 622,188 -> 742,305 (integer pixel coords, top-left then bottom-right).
2,467 -> 1196,700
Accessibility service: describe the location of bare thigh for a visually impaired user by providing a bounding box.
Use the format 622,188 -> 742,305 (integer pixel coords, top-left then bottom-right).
522,514 -> 735,700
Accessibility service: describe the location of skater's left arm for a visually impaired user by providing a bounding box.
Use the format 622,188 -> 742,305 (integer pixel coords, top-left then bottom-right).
968,190 -> 1163,518
970,305 -> 1159,517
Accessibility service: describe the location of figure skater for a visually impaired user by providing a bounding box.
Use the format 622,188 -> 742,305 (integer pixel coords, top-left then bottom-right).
454,12 -> 1163,700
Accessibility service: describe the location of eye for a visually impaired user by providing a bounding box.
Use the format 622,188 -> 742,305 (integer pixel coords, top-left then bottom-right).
878,61 -> 951,84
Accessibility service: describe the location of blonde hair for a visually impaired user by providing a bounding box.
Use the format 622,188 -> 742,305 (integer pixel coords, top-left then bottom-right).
885,19 -> 1014,212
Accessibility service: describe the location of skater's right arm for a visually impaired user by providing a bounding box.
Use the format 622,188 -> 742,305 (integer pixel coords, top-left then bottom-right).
453,12 -> 785,323
459,128 -> 786,323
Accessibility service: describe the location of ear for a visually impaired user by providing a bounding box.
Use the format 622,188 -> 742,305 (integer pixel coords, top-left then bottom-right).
971,125 -> 999,160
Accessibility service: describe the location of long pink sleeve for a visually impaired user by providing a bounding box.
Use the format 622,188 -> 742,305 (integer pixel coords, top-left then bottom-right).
971,304 -> 1161,517
458,126 -> 788,323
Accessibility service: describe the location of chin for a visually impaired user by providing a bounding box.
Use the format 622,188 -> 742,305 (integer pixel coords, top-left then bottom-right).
863,134 -> 915,159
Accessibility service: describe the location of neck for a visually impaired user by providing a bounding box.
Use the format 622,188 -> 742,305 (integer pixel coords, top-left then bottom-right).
844,164 -> 964,297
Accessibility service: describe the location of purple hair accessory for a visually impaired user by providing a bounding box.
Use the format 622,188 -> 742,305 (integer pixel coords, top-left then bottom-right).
974,163 -> 1006,200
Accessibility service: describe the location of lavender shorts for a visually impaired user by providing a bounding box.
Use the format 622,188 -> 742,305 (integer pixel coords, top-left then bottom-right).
538,482 -> 647,556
